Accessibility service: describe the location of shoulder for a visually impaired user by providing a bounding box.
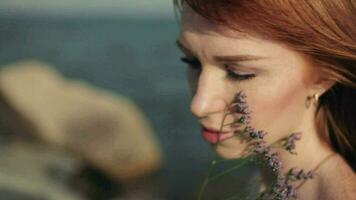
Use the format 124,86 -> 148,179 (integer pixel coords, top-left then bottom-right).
318,154 -> 356,200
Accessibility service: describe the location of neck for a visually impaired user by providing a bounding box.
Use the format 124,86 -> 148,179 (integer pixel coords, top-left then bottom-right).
258,106 -> 335,197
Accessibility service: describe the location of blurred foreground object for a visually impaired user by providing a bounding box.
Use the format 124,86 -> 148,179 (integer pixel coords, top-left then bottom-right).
0,141 -> 84,200
0,60 -> 163,182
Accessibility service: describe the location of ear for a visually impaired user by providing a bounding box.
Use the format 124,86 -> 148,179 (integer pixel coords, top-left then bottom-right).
309,74 -> 336,96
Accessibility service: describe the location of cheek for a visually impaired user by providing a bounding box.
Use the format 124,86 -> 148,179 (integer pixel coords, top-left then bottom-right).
247,71 -> 308,139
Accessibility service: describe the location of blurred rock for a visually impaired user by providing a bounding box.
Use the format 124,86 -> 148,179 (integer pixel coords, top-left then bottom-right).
0,141 -> 84,200
0,60 -> 163,182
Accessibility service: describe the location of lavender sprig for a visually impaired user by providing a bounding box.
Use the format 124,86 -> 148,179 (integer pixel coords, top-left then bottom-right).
198,90 -> 315,200
232,90 -> 312,199
287,168 -> 315,181
231,92 -> 252,115
283,133 -> 302,155
250,129 -> 268,140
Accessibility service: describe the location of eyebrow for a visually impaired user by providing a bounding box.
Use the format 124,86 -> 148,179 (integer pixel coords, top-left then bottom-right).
176,39 -> 268,62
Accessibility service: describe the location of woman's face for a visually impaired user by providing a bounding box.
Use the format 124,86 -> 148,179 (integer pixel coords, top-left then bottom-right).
177,7 -> 321,159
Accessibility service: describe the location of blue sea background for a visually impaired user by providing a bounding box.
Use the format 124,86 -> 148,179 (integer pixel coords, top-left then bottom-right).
0,1 -> 262,199
0,9 -> 216,200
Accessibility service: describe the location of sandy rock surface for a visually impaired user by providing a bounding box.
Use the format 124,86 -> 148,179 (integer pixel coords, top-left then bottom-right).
0,60 -> 163,182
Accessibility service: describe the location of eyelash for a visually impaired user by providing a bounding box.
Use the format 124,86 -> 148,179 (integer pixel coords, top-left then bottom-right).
180,57 -> 256,81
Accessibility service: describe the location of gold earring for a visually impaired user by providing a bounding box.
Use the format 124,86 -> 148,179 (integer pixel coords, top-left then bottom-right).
306,93 -> 319,108
313,93 -> 320,105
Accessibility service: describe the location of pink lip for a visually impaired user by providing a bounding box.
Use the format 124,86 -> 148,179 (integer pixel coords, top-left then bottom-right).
201,127 -> 234,144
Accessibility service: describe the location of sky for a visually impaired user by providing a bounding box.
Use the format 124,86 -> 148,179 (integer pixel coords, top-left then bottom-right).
0,0 -> 176,19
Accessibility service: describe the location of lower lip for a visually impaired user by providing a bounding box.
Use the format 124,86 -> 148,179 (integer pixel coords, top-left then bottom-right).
202,127 -> 234,144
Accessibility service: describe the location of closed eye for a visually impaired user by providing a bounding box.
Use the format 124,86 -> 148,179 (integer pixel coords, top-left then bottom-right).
180,57 -> 201,68
179,57 -> 255,81
224,64 -> 256,81
226,70 -> 256,80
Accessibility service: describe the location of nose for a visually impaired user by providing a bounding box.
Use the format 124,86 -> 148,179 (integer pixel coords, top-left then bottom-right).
190,70 -> 227,118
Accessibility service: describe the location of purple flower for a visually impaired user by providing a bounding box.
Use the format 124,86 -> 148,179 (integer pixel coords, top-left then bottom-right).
257,130 -> 268,139
249,129 -> 268,140
286,168 -> 299,181
234,91 -> 247,103
287,168 -> 315,181
283,132 -> 302,155
296,169 -> 305,180
243,125 -> 268,140
252,141 -> 270,154
244,125 -> 254,133
237,107 -> 251,115
261,174 -> 299,200
235,102 -> 247,109
233,103 -> 251,114
276,175 -> 286,188
249,129 -> 259,139
231,91 -> 252,114
237,114 -> 251,125
286,185 -> 298,199
306,171 -> 315,179
265,151 -> 283,172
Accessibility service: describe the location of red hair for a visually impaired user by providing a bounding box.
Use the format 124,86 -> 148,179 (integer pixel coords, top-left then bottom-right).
174,0 -> 356,170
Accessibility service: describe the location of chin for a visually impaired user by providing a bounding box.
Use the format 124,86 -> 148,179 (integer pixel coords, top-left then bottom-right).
212,143 -> 245,160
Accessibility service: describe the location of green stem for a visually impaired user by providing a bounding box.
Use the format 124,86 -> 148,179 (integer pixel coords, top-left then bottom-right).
208,157 -> 255,183
197,160 -> 217,200
223,121 -> 241,127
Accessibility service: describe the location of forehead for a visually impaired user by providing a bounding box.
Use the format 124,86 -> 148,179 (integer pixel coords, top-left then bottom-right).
180,4 -> 250,39
178,6 -> 303,63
